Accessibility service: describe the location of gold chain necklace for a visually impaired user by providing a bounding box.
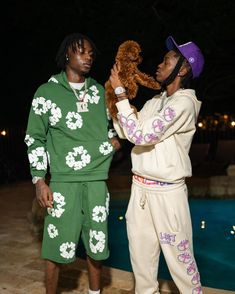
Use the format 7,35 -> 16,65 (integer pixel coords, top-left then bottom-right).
69,79 -> 89,112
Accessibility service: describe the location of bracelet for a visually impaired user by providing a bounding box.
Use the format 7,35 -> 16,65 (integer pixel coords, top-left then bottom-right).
117,94 -> 127,98
117,95 -> 128,101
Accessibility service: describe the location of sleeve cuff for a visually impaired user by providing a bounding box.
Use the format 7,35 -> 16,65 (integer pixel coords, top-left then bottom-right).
116,99 -> 132,112
32,176 -> 44,184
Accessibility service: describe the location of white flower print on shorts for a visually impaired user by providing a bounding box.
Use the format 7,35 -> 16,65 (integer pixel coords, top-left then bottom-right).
47,192 -> 66,218
60,242 -> 76,259
105,192 -> 110,214
47,224 -> 58,238
92,205 -> 107,223
89,230 -> 106,254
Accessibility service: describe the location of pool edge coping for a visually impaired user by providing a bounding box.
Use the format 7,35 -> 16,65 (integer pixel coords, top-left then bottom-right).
75,258 -> 234,293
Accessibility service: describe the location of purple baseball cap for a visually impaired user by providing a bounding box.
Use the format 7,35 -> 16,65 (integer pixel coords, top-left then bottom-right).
166,36 -> 204,78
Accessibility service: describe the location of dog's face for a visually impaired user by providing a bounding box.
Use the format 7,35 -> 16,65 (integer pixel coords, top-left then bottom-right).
116,40 -> 142,64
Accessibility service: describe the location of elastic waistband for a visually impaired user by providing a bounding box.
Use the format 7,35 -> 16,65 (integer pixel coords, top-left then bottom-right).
133,174 -> 173,186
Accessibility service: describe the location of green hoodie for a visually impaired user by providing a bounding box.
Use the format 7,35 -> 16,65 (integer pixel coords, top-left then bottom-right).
25,71 -> 114,182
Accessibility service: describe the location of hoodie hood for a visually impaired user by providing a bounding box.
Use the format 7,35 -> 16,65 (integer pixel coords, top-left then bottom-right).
48,71 -> 94,92
174,89 -> 201,120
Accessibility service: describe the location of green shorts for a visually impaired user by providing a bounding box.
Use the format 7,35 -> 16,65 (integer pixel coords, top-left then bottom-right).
41,181 -> 110,263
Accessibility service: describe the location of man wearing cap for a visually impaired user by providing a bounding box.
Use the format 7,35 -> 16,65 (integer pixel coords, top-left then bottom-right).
108,36 -> 204,293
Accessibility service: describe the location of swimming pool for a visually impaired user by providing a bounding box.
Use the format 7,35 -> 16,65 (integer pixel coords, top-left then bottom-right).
103,198 -> 235,291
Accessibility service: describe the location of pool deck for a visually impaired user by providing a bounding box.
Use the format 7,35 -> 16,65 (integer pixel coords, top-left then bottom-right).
0,177 -> 234,294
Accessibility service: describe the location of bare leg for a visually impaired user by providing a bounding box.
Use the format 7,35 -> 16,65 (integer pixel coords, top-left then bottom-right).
87,255 -> 102,291
45,260 -> 60,294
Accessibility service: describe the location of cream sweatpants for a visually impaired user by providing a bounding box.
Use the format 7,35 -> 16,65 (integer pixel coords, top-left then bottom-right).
126,179 -> 202,294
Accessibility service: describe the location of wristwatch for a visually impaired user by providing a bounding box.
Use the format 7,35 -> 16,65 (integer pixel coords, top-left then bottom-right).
32,176 -> 44,184
114,86 -> 126,95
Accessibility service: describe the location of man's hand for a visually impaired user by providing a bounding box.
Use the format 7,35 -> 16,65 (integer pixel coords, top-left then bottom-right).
35,179 -> 53,208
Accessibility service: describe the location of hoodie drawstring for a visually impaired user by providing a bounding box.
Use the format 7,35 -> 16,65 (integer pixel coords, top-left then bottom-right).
140,194 -> 147,209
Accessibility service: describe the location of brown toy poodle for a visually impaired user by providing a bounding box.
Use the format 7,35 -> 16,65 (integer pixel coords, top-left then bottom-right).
105,40 -> 161,119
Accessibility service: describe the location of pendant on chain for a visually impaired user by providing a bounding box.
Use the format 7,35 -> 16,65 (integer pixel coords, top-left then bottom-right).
70,80 -> 89,112
77,101 -> 89,112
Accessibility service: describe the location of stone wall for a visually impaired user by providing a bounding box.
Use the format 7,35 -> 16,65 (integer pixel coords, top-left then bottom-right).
187,176 -> 235,199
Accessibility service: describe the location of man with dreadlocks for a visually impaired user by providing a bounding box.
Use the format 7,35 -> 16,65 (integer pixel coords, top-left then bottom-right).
24,33 -> 120,294
109,36 -> 205,293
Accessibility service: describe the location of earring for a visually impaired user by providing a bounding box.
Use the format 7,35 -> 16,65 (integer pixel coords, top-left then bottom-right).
66,56 -> 69,61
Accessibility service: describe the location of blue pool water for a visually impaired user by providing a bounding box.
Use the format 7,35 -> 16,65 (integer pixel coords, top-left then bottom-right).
104,198 -> 235,291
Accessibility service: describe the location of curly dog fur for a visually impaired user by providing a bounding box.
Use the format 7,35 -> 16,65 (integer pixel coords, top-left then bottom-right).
105,40 -> 161,119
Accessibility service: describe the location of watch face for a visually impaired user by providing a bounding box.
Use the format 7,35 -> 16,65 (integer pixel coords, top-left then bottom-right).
114,87 -> 125,95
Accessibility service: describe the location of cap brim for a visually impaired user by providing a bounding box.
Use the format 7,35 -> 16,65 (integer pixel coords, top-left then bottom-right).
166,36 -> 179,51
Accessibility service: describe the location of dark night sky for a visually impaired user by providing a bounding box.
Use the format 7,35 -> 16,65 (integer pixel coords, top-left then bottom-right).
2,0 -> 235,126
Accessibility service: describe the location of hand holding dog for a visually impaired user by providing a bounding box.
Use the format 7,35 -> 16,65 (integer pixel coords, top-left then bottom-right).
109,63 -> 124,90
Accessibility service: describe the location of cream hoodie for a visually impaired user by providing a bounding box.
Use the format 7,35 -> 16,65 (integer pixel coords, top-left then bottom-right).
114,89 -> 201,183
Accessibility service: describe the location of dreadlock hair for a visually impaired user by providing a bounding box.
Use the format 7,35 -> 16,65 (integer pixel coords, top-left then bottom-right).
161,50 -> 193,89
55,33 -> 98,70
